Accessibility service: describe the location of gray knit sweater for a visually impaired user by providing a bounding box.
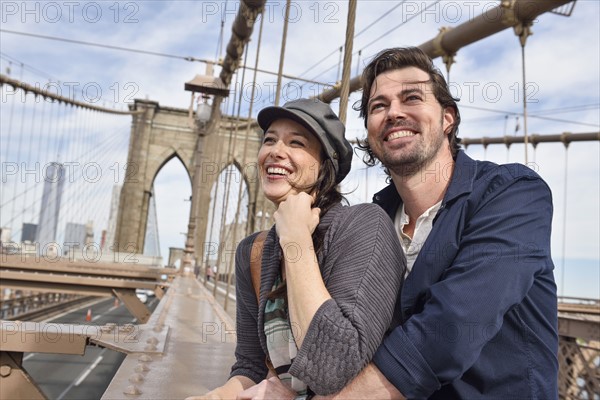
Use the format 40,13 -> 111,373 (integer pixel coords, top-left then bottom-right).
230,202 -> 406,395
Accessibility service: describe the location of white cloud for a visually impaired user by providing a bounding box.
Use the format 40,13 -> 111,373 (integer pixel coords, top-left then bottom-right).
1,0 -> 597,296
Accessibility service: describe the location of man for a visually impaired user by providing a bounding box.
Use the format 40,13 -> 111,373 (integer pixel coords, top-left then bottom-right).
238,47 -> 558,399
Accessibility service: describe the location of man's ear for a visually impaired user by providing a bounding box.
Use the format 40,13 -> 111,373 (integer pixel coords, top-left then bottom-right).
443,107 -> 456,135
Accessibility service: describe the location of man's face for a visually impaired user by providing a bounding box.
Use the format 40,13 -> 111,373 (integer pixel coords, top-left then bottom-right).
366,67 -> 455,176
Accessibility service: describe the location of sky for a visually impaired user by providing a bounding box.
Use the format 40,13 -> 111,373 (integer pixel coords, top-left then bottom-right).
0,0 -> 598,298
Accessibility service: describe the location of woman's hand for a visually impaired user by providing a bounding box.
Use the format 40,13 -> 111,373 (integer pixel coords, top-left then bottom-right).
236,377 -> 296,400
274,192 -> 320,246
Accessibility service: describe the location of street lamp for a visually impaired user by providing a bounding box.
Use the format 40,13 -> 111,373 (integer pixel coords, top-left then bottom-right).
180,63 -> 229,277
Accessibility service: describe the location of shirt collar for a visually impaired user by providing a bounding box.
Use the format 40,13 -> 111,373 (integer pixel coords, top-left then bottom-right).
373,150 -> 477,215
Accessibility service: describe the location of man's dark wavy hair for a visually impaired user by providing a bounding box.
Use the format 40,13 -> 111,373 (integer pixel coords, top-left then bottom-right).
354,47 -> 462,171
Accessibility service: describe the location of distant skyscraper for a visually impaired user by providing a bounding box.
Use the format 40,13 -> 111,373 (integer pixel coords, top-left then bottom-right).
0,227 -> 12,244
35,162 -> 65,246
21,223 -> 37,243
64,222 -> 87,255
103,185 -> 121,252
143,188 -> 161,257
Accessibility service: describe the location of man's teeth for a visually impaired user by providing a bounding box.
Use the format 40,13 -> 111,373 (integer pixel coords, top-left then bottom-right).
267,167 -> 289,175
386,130 -> 415,141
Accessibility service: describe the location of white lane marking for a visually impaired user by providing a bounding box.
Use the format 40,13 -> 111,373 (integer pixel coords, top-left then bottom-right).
56,348 -> 107,400
23,353 -> 35,361
74,354 -> 104,386
91,313 -> 103,322
40,298 -> 106,323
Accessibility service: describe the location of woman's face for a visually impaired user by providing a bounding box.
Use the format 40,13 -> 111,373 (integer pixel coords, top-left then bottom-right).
258,118 -> 323,205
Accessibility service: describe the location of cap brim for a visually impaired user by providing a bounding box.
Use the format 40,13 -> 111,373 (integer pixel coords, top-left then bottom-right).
257,106 -> 336,158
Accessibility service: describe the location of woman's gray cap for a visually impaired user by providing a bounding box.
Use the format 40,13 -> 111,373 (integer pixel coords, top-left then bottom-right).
257,98 -> 353,184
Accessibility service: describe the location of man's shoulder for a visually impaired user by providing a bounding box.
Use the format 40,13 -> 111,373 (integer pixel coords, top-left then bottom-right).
459,151 -> 542,180
456,151 -> 548,189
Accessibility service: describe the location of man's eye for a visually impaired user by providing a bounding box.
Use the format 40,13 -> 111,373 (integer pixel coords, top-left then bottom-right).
406,95 -> 422,101
370,103 -> 384,112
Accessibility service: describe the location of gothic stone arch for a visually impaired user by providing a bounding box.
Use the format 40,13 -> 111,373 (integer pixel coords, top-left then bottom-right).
114,99 -> 268,257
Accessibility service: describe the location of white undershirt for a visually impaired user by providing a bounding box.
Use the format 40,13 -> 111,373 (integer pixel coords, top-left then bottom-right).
394,201 -> 442,275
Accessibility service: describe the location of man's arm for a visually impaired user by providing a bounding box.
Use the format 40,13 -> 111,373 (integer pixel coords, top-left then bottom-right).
372,176 -> 555,398
313,363 -> 405,400
239,364 -> 405,400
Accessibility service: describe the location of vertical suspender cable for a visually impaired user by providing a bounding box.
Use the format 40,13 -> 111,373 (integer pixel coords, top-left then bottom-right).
21,94 -> 38,224
246,13 -> 265,237
10,88 -> 27,234
336,47 -> 343,84
338,0 -> 357,124
560,145 -> 569,296
258,0 -> 291,228
203,75 -> 238,283
223,39 -> 254,311
2,62 -> 20,164
29,97 -> 47,222
224,16 -> 264,310
514,20 -> 532,165
204,111 -> 228,285
274,0 -> 291,107
213,72 -> 242,299
521,43 -> 529,164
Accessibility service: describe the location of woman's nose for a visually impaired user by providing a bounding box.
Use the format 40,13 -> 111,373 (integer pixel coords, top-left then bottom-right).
270,140 -> 287,158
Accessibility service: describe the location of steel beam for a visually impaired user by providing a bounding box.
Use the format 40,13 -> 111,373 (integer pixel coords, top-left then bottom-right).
0,254 -> 176,280
558,315 -> 600,342
462,132 -> 600,147
101,275 -> 236,399
0,352 -> 46,400
317,0 -> 574,103
112,289 -> 151,324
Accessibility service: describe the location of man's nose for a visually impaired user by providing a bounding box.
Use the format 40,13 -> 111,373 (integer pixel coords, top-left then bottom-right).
387,100 -> 406,121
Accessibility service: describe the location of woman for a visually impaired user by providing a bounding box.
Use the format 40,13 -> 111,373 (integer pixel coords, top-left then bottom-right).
198,99 -> 405,398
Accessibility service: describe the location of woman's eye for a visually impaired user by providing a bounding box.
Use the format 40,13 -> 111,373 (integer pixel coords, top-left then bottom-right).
263,136 -> 275,144
291,140 -> 305,147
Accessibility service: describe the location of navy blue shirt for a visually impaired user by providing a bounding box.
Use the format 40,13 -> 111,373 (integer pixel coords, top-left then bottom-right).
372,151 -> 558,399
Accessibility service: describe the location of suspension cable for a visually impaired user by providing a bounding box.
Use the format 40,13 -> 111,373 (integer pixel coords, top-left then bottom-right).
274,0 -> 291,106
339,0 -> 357,124
224,40 -> 255,311
213,69 -> 244,299
560,145 -> 569,296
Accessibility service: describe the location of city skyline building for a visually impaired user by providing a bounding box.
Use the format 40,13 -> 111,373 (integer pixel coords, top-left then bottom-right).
64,222 -> 87,255
21,223 -> 37,243
35,162 -> 65,246
143,188 -> 161,257
103,184 -> 121,252
64,221 -> 94,258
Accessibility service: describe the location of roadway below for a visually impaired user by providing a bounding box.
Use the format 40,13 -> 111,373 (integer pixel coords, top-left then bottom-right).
22,296 -> 159,400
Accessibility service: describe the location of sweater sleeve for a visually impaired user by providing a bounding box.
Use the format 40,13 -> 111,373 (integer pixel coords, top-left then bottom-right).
288,204 -> 406,395
229,234 -> 269,384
